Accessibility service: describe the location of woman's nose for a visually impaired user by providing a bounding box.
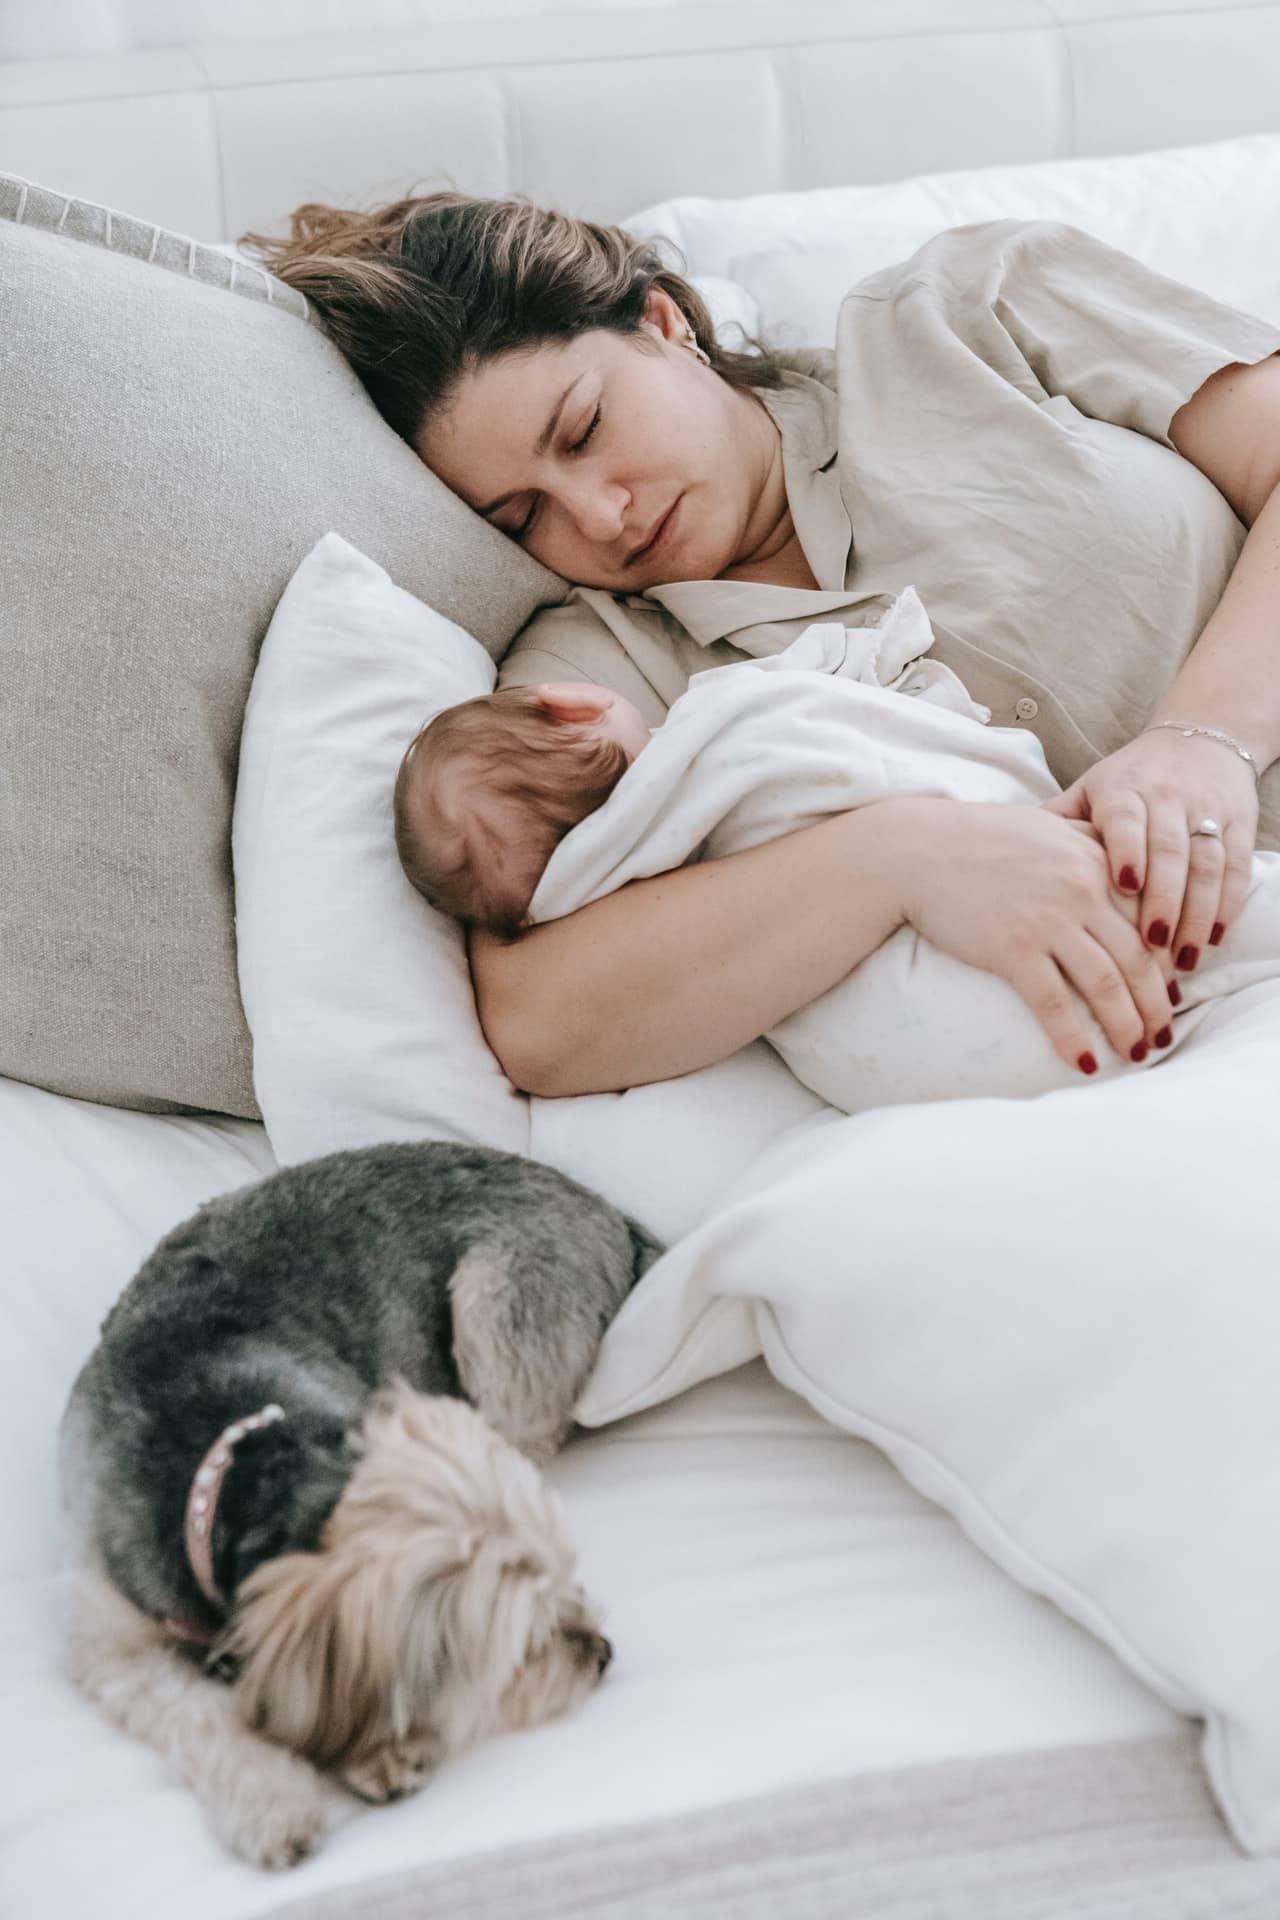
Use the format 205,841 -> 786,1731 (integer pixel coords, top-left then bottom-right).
561,477 -> 629,545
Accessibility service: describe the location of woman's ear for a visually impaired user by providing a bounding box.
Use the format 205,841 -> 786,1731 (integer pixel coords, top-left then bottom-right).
535,683 -> 613,725
640,285 -> 690,344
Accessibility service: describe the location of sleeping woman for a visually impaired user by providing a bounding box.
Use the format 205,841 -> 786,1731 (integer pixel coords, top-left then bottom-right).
247,194 -> 1280,1098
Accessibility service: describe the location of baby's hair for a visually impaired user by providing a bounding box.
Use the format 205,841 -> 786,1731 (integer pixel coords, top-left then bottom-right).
395,687 -> 629,937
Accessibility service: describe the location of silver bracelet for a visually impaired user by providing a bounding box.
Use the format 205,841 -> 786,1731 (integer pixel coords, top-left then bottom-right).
1141,721 -> 1261,780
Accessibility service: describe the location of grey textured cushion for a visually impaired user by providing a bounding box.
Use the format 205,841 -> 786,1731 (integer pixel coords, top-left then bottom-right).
0,174 -> 561,1119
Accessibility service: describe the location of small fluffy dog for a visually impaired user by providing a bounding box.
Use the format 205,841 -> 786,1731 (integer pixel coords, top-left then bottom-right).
61,1141 -> 661,1869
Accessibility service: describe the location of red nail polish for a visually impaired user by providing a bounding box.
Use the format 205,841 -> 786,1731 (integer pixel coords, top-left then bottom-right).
1148,920 -> 1169,948
1077,1052 -> 1098,1076
1168,979 -> 1182,1007
1176,945 -> 1199,972
1154,1025 -> 1173,1048
1130,1040 -> 1149,1063
1118,864 -> 1139,892
1210,922 -> 1225,946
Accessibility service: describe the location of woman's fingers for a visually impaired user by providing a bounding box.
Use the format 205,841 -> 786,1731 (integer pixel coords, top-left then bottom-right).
1060,920 -> 1172,1062
1208,829 -> 1255,947
1093,793 -> 1148,896
1169,828 -> 1228,969
1010,926 -> 1171,1076
1136,804 -> 1190,952
1008,956 -> 1101,1075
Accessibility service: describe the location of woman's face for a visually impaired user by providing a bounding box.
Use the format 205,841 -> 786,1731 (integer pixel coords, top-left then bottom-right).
415,289 -> 784,591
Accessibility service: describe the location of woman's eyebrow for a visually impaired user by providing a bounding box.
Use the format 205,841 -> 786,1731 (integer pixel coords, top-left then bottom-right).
477,375 -> 584,516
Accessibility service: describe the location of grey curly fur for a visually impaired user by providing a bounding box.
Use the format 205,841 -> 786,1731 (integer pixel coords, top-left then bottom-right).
63,1141 -> 662,1640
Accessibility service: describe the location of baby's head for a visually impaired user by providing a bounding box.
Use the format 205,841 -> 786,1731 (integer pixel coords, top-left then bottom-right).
394,683 -> 650,936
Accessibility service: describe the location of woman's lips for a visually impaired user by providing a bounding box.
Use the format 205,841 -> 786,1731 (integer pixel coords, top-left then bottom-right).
631,496 -> 680,566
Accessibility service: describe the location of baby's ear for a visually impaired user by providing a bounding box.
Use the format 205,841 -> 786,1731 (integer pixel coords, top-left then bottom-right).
535,683 -> 611,725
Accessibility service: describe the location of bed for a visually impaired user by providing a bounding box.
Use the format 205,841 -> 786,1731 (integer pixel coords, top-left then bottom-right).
7,4 -> 1280,1915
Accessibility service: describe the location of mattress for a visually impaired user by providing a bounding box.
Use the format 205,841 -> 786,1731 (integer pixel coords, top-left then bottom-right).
0,1070 -> 1206,1918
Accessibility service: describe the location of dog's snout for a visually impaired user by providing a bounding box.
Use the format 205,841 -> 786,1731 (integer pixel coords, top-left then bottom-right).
565,1625 -> 612,1675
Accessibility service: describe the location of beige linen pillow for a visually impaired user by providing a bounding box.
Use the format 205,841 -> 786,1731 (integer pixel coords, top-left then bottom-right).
0,174 -> 561,1119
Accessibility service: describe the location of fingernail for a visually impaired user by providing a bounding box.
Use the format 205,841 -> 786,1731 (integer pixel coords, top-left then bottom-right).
1130,1040 -> 1149,1063
1077,1052 -> 1098,1076
1209,922 -> 1225,946
1168,979 -> 1182,1007
1147,920 -> 1170,948
1118,865 -> 1139,893
1176,945 -> 1199,972
1154,1025 -> 1173,1049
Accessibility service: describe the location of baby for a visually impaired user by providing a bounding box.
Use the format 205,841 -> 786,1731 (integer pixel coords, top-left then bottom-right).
394,679 -> 651,941
395,591 -> 1280,1113
394,588 -> 981,939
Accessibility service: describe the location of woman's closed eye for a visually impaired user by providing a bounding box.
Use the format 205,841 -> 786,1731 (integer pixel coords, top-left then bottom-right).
512,407 -> 603,539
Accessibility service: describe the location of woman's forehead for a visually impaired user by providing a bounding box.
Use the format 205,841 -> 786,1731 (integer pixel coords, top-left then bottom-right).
417,336 -> 599,499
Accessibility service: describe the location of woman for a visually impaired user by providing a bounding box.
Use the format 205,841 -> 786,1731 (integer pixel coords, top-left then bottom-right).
250,195 -> 1280,1097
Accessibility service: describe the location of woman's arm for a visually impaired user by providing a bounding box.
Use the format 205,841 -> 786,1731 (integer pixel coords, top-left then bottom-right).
1046,354 -> 1280,965
470,806 -> 906,1096
470,798 -> 1176,1097
1160,356 -> 1280,764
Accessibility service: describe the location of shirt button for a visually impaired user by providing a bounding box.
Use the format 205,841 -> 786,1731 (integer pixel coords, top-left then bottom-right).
1014,696 -> 1039,721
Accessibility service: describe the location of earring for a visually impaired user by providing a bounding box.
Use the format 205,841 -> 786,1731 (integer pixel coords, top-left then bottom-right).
683,328 -> 711,367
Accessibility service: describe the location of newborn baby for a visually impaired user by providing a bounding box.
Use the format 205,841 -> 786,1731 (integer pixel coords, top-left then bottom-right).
395,590 -> 1280,1113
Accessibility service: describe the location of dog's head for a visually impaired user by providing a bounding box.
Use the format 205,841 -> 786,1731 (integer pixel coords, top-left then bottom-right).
221,1383 -> 610,1802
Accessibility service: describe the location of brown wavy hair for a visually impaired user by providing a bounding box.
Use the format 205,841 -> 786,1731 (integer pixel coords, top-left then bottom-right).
394,687 -> 630,938
242,190 -> 786,443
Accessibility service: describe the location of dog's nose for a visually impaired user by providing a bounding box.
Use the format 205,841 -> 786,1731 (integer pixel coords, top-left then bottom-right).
594,1634 -> 613,1676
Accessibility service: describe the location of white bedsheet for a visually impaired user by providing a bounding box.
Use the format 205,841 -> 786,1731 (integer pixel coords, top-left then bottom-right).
1,1073 -> 1178,1918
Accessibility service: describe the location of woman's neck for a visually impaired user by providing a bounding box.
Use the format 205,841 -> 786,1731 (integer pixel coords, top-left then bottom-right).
720,512 -> 820,590
718,388 -> 820,591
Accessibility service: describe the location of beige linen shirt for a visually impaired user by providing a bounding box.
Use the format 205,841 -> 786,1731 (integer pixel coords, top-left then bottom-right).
499,220 -> 1280,846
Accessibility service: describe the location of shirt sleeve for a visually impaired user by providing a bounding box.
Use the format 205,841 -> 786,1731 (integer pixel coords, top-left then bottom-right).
854,219 -> 1280,448
497,598 -> 672,727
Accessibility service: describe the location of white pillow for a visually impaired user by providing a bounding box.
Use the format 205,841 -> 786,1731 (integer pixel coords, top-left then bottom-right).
626,134 -> 1280,345
579,977 -> 1280,1855
233,532 -> 827,1234
687,272 -> 762,352
232,532 -> 530,1164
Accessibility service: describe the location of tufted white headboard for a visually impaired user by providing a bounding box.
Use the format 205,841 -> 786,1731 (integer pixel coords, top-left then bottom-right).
1,0 -> 1279,241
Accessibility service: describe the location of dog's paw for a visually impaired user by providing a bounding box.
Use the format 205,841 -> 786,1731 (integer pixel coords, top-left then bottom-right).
342,1732 -> 444,1804
209,1752 -> 342,1870
512,1418 -> 574,1469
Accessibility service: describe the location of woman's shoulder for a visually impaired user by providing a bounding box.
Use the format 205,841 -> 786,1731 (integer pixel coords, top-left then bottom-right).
844,217 -> 1095,304
498,589 -> 680,727
773,346 -> 838,394
498,589 -> 625,685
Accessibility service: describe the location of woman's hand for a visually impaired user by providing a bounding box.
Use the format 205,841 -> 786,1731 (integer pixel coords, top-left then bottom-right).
1041,731 -> 1259,971
891,798 -> 1177,1074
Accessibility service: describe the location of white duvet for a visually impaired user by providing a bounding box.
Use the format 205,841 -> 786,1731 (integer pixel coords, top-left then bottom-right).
530,592 -> 1280,1112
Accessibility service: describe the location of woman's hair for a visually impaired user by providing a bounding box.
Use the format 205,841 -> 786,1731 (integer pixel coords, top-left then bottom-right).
394,687 -> 630,938
242,190 -> 787,443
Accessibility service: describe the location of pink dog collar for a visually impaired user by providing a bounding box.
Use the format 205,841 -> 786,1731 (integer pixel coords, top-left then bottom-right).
183,1404 -> 286,1613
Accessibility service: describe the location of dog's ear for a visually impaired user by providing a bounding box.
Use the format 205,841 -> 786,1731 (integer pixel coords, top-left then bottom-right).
217,1412 -> 356,1598
225,1439 -> 480,1771
226,1546 -> 389,1768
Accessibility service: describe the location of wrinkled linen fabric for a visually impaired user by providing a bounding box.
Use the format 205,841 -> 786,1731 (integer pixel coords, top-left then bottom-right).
531,597 -> 1280,1113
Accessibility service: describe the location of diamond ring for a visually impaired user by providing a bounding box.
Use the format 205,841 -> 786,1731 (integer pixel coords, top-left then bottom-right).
1191,818 -> 1223,838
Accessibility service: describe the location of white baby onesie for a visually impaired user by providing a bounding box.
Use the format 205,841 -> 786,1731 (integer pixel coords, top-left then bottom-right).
529,591 -> 1280,1113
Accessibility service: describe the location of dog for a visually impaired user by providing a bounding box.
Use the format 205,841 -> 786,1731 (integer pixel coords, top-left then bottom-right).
60,1140 -> 661,1868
